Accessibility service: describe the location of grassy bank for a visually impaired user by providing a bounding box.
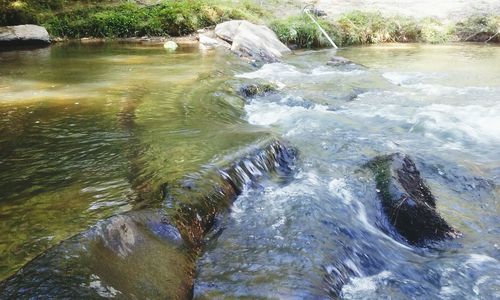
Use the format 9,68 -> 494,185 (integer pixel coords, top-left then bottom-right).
271,11 -> 500,48
1,1 -> 499,46
0,0 -> 268,38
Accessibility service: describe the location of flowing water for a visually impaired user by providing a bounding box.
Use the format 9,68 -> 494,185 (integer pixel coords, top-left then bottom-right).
0,43 -> 499,298
0,43 -> 270,281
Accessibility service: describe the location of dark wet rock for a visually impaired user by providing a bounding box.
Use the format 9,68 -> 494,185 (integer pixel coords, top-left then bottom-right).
238,83 -> 277,98
215,20 -> 291,63
327,56 -> 354,66
281,96 -> 316,109
243,88 -> 317,109
347,87 -> 368,101
368,153 -> 461,245
166,139 -> 297,246
0,25 -> 51,48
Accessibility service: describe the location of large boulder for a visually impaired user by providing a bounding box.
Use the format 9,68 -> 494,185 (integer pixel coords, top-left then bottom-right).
0,25 -> 51,47
215,20 -> 291,63
198,32 -> 231,48
368,153 -> 461,245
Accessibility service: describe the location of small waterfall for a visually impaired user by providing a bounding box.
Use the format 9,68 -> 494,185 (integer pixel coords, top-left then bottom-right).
0,138 -> 297,299
166,138 -> 297,246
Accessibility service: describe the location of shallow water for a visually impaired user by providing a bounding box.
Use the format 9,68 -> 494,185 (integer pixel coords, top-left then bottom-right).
0,43 -> 268,280
195,44 -> 500,298
1,43 -> 499,298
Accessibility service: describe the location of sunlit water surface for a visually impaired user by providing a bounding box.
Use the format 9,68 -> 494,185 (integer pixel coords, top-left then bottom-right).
0,43 -> 267,280
1,43 -> 499,298
195,44 -> 500,299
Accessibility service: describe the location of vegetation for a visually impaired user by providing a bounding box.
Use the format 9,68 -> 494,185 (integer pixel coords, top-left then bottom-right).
454,14 -> 500,42
270,15 -> 339,48
1,0 -> 499,46
272,11 -> 499,48
0,0 -> 268,38
273,11 -> 457,47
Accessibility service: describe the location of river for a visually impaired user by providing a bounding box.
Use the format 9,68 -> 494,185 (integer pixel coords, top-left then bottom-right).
0,42 -> 499,298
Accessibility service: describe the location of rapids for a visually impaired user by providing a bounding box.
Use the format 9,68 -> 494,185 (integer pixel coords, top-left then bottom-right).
0,43 -> 499,298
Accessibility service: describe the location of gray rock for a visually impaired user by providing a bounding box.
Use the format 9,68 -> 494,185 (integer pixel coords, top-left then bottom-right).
0,25 -> 51,47
198,33 -> 231,50
327,56 -> 353,66
163,40 -> 178,51
215,20 -> 291,63
368,153 -> 461,245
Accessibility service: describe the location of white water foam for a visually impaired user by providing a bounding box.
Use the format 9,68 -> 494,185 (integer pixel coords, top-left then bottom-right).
343,101 -> 500,145
410,104 -> 500,144
341,271 -> 392,298
327,178 -> 412,250
328,178 -> 353,204
382,71 -> 437,85
383,71 -> 497,96
237,63 -> 365,85
465,254 -> 497,267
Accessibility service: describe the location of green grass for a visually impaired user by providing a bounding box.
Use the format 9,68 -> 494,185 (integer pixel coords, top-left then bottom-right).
0,0 -> 115,25
454,14 -> 500,42
272,11 -> 457,48
0,0 -> 269,38
44,2 -> 210,37
271,15 -> 339,48
1,0 -> 499,45
271,11 -> 499,48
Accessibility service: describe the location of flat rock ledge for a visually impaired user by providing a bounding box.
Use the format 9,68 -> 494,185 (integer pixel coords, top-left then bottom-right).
368,153 -> 461,245
0,25 -> 51,47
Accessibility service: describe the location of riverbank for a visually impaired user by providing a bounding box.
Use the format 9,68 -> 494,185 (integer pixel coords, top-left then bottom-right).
0,0 -> 268,37
271,12 -> 500,48
1,0 -> 499,49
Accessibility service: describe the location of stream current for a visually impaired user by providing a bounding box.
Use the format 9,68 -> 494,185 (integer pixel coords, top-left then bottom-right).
0,43 -> 499,298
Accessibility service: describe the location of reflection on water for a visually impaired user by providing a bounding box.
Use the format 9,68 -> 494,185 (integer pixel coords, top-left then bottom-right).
0,43 -> 266,280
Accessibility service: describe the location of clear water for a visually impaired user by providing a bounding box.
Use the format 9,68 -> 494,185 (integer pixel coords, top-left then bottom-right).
0,43 -> 268,280
1,43 -> 499,298
195,44 -> 500,298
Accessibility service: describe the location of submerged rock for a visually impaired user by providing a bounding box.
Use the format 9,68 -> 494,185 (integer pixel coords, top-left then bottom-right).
0,210 -> 194,299
0,25 -> 51,47
215,20 -> 291,63
327,56 -> 354,66
238,83 -> 277,98
368,153 -> 460,245
0,138 -> 297,298
166,138 -> 297,246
